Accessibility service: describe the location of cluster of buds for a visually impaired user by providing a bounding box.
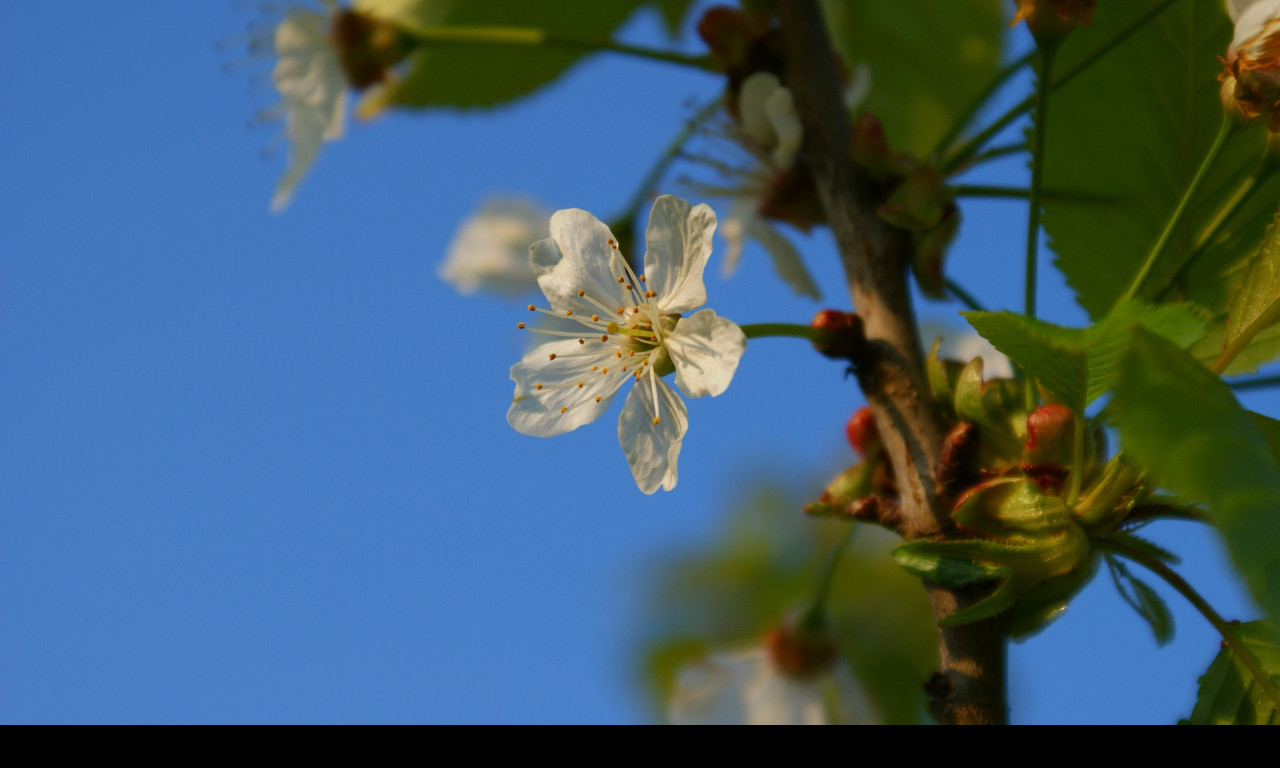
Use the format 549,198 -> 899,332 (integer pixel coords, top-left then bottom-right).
805,406 -> 898,524
1221,0 -> 1280,141
849,115 -> 959,299
882,343 -> 1146,636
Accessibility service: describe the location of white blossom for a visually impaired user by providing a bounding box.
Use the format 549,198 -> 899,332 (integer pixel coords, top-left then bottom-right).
925,322 -> 1015,379
269,1 -> 347,212
667,646 -> 874,725
507,196 -> 746,494
439,197 -> 549,296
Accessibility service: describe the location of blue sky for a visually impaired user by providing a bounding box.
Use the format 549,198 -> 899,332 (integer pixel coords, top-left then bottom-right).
0,2 -> 1267,723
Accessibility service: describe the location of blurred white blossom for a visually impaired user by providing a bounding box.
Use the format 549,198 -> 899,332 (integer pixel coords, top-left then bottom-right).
924,321 -> 1015,379
269,1 -> 348,212
668,645 -> 874,725
439,197 -> 549,296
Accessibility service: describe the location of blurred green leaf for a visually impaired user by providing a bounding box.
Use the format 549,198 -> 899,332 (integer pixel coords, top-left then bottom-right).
1105,554 -> 1175,646
821,0 -> 1005,157
1111,327 -> 1280,625
1040,0 -> 1280,320
1187,621 -> 1280,724
367,0 -> 687,109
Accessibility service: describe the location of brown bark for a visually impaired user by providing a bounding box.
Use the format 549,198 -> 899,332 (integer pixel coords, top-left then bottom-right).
775,0 -> 1009,724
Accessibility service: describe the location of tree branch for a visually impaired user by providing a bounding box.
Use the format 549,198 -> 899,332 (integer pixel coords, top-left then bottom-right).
775,0 -> 1008,724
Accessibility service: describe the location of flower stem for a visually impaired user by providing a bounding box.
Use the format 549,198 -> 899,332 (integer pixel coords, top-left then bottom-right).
946,279 -> 987,312
951,185 -> 1031,199
1115,115 -> 1233,309
1022,47 -> 1057,412
618,99 -> 722,221
1231,373 -> 1280,392
965,141 -> 1029,168
1155,159 -> 1279,301
932,51 -> 1036,159
740,322 -> 827,343
390,23 -> 719,72
942,0 -> 1185,175
802,523 -> 860,626
1097,535 -> 1280,710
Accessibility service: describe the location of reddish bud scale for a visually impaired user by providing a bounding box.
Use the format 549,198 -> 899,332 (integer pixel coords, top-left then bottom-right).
809,309 -> 863,360
1024,404 -> 1075,467
845,407 -> 879,456
764,625 -> 837,680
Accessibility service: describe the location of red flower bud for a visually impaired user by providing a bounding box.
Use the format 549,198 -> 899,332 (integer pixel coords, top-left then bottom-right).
764,623 -> 837,680
1024,404 -> 1075,467
810,309 -> 863,360
845,407 -> 879,456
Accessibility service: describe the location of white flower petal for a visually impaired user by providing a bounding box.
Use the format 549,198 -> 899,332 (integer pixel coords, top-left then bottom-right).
270,9 -> 347,212
931,328 -> 1015,379
1229,0 -> 1267,23
643,196 -> 717,315
618,372 -> 688,493
1233,0 -> 1280,50
507,339 -> 626,437
531,209 -> 630,316
668,649 -> 827,726
843,63 -> 872,110
764,87 -> 803,169
745,215 -> 821,299
666,309 -> 746,399
738,72 -> 783,147
439,197 -> 548,296
719,200 -> 752,278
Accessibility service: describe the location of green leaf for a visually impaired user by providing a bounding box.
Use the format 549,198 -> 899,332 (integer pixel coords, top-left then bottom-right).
1040,0 -> 1280,319
891,543 -> 1005,589
1105,554 -> 1175,646
1187,621 -> 1280,724
1111,327 -> 1280,625
367,0 -> 664,110
1217,213 -> 1280,373
821,0 -> 1004,157
962,311 -> 1087,409
961,301 -> 1205,408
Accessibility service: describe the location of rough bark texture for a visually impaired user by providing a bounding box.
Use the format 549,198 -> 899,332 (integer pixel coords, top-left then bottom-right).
776,0 -> 1009,724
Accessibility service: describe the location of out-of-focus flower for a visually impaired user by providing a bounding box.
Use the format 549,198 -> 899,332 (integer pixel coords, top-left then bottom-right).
924,323 -> 1015,379
439,197 -> 549,296
507,196 -> 745,494
1011,0 -> 1096,46
703,66 -> 871,300
668,627 -> 875,725
269,1 -> 348,212
1221,0 -> 1280,131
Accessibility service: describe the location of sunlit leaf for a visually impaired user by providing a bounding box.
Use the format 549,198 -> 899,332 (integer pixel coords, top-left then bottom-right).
1186,621 -> 1280,724
1111,327 -> 1280,625
1217,213 -> 1280,373
1040,0 -> 1279,320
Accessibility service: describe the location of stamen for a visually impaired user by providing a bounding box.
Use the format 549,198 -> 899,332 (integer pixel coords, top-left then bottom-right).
617,277 -> 625,283
528,305 -> 536,311
577,382 -> 584,388
616,308 -> 624,315
615,351 -> 622,358
577,290 -> 585,297
548,353 -> 557,361
535,384 -> 543,390
600,335 -> 609,342
591,315 -> 599,322
595,396 -> 601,403
591,366 -> 598,371
602,367 -> 609,374
578,338 -> 585,345
561,407 -> 568,414
565,310 -> 573,317
652,417 -> 660,425
639,275 -> 646,282
517,322 -> 525,329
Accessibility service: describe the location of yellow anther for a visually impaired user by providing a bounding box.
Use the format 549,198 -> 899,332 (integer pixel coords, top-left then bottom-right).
616,308 -> 624,315
577,382 -> 584,388
639,275 -> 646,282
517,322 -> 525,329
535,384 -> 543,390
578,338 -> 585,345
600,334 -> 609,342
594,396 -> 601,403
565,310 -> 573,317
591,314 -> 599,322
548,353 -> 557,361
602,367 -> 609,374
652,417 -> 660,425
607,238 -> 615,245
591,365 -> 598,371
560,407 -> 568,414
617,277 -> 625,283
625,284 -> 632,290
528,304 -> 536,311
577,289 -> 585,297
629,350 -> 636,357
615,351 -> 622,358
